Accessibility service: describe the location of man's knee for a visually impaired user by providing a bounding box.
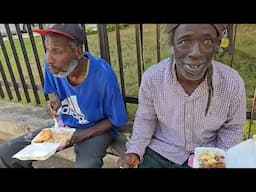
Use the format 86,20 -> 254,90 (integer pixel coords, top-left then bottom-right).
75,156 -> 103,168
0,143 -> 12,168
0,142 -> 10,157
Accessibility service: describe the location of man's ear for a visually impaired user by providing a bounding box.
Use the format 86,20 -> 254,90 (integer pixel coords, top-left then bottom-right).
215,45 -> 219,53
75,46 -> 83,60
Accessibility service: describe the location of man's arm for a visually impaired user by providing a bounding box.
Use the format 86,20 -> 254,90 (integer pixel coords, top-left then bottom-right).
125,72 -> 157,162
70,119 -> 113,144
47,93 -> 61,118
216,80 -> 246,150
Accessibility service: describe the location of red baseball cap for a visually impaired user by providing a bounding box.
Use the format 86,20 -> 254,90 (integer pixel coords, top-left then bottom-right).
34,24 -> 85,44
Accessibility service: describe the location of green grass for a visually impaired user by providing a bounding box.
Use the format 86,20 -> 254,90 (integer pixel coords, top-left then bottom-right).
243,120 -> 256,139
1,24 -> 256,137
214,24 -> 256,109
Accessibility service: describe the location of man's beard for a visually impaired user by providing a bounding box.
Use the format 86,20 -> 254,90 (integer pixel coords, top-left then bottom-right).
52,59 -> 78,78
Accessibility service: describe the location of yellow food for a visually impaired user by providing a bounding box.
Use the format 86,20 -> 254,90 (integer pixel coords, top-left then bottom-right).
198,150 -> 226,168
34,129 -> 52,143
34,129 -> 72,144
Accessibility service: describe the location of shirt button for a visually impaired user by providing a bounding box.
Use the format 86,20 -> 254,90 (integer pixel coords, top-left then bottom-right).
187,114 -> 191,118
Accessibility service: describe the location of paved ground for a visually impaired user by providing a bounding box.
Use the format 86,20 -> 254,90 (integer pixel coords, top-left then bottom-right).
32,156 -> 75,168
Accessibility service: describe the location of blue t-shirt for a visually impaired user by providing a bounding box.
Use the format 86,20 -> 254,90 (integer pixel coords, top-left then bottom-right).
43,51 -> 128,136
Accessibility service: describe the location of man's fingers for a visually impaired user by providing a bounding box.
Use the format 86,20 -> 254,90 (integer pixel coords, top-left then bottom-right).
188,154 -> 194,168
47,101 -> 58,118
118,159 -> 129,168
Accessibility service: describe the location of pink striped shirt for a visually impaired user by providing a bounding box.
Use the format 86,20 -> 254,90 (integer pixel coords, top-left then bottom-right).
126,57 -> 246,165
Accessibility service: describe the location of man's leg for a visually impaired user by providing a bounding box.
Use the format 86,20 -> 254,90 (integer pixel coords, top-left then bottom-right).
74,130 -> 113,168
138,147 -> 189,168
0,128 -> 42,168
138,147 -> 169,168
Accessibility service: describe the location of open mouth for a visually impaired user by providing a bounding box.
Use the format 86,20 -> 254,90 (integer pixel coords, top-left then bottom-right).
185,63 -> 203,72
188,64 -> 200,69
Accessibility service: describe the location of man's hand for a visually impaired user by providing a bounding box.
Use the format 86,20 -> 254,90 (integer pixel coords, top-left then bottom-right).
46,94 -> 61,118
118,153 -> 140,168
47,100 -> 61,118
56,139 -> 73,152
56,135 -> 78,151
56,133 -> 90,152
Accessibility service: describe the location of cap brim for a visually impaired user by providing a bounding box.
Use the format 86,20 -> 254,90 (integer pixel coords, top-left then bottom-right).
33,29 -> 75,40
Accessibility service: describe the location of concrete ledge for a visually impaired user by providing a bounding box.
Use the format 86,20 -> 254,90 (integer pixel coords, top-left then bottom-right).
0,101 -> 132,167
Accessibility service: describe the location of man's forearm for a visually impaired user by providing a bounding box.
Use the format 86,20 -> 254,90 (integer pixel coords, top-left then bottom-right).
72,119 -> 113,144
87,119 -> 113,137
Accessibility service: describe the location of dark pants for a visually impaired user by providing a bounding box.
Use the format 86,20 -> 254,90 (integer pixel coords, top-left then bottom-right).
0,128 -> 43,168
73,129 -> 112,168
0,127 -> 113,168
138,147 -> 189,168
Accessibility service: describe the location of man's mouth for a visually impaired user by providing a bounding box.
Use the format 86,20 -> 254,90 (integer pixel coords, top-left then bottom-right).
185,63 -> 203,72
187,64 -> 200,69
49,66 -> 59,74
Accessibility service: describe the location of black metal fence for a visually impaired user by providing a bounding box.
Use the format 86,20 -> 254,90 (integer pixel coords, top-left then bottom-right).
0,24 -> 154,106
0,24 -> 255,121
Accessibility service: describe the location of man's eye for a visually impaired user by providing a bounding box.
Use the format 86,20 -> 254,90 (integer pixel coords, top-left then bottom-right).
52,49 -> 62,54
204,39 -> 213,46
179,40 -> 189,45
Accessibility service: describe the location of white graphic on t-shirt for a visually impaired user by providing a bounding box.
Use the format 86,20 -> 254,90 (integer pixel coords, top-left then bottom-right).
61,95 -> 89,124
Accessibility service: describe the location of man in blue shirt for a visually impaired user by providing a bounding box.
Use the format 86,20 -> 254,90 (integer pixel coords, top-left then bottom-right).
0,24 -> 128,168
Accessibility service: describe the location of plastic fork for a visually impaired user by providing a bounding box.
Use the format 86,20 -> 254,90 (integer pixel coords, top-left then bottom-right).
47,101 -> 59,129
53,117 -> 59,129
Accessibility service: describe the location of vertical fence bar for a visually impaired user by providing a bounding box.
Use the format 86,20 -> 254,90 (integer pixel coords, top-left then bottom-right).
97,24 -> 111,64
230,24 -> 237,68
38,24 -> 46,52
248,88 -> 256,138
115,24 -> 126,109
0,59 -> 12,99
227,24 -> 234,55
0,80 -> 4,98
16,24 -> 41,104
156,24 -> 161,63
139,24 -> 144,72
26,24 -> 45,104
0,28 -> 21,101
81,24 -> 89,52
5,24 -> 31,103
37,24 -> 49,101
135,24 -> 143,86
0,60 -> 8,98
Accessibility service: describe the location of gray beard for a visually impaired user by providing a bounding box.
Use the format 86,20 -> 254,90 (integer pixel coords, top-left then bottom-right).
53,59 -> 78,78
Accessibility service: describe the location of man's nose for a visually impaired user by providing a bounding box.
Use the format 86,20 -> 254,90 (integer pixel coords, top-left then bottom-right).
46,52 -> 54,65
188,42 -> 202,58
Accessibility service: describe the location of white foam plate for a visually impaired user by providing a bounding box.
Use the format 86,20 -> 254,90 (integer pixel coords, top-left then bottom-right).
13,127 -> 76,161
13,143 -> 60,161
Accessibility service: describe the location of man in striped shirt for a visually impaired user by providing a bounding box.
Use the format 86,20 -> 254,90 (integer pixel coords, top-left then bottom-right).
118,24 -> 246,168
